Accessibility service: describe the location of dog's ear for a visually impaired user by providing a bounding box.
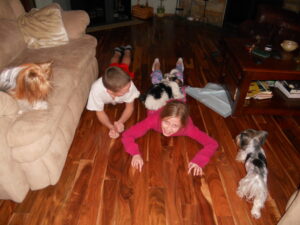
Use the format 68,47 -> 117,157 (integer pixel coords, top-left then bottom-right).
257,131 -> 268,145
175,79 -> 183,87
236,132 -> 250,149
163,73 -> 170,79
240,133 -> 249,148
39,61 -> 53,69
139,93 -> 146,103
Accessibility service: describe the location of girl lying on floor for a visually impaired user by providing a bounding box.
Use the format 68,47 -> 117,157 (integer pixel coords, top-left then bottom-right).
121,100 -> 218,176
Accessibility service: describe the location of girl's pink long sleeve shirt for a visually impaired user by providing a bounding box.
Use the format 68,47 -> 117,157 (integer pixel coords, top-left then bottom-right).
121,110 -> 218,168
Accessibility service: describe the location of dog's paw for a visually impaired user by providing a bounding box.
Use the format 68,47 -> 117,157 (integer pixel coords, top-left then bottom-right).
33,101 -> 48,110
236,151 -> 246,162
236,188 -> 244,198
174,92 -> 184,99
251,208 -> 261,219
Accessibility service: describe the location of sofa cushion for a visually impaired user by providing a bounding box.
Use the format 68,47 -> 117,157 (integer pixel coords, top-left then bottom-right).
18,3 -> 69,49
0,92 -> 18,116
0,19 -> 26,69
0,0 -> 16,19
0,0 -> 25,19
61,10 -> 90,39
9,0 -> 25,18
0,114 -> 29,202
11,35 -> 97,73
7,110 -> 52,148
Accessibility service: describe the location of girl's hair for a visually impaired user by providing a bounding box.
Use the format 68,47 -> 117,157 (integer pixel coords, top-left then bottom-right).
160,100 -> 189,127
103,66 -> 130,92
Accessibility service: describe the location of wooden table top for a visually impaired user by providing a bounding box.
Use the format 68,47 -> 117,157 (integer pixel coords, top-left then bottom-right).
223,37 -> 300,74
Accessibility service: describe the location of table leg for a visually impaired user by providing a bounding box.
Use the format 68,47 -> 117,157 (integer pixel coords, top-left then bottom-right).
232,72 -> 252,116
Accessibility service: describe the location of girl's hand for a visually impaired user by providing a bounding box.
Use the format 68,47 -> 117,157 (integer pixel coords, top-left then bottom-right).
131,154 -> 144,172
109,129 -> 119,139
114,121 -> 125,133
188,162 -> 203,176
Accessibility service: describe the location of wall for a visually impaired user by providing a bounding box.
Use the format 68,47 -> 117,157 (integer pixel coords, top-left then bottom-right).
132,0 -> 227,27
188,0 -> 227,26
35,0 -> 71,10
54,0 -> 71,10
132,0 -> 177,14
35,0 -> 52,8
283,0 -> 300,13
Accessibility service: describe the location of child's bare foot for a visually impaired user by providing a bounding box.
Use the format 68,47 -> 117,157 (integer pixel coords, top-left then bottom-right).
152,58 -> 160,72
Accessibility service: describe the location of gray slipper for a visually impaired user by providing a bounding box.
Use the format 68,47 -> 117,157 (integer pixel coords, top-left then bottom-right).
121,45 -> 133,51
114,46 -> 123,54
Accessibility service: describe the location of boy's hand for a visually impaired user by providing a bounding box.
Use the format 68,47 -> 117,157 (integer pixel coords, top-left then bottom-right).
131,154 -> 144,172
109,129 -> 120,139
114,121 -> 125,133
188,162 -> 203,176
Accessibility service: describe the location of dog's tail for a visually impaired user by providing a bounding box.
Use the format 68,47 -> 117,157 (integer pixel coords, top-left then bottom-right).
237,173 -> 267,201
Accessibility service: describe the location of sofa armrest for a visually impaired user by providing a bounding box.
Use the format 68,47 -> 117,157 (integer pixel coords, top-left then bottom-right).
61,10 -> 90,39
277,189 -> 300,225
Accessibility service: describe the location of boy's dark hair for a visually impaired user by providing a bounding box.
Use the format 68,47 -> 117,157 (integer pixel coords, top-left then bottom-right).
103,66 -> 130,92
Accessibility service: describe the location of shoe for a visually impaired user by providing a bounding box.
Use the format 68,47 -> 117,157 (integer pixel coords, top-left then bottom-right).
121,45 -> 133,51
176,57 -> 184,72
152,58 -> 160,72
114,46 -> 123,54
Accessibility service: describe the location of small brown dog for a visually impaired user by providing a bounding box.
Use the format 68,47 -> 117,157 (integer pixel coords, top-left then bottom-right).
0,61 -> 53,113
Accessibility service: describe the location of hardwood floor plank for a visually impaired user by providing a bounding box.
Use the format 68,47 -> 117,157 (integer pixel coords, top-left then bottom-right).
115,156 -> 133,225
69,111 -> 102,161
52,160 -> 93,225
148,187 -> 166,225
7,214 -> 29,225
0,201 -> 16,225
162,160 -> 185,225
100,180 -> 119,225
195,177 -> 218,225
76,119 -> 115,225
148,132 -> 165,188
131,166 -> 149,225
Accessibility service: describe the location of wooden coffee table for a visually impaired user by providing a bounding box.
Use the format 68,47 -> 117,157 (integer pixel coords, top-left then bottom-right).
220,37 -> 300,116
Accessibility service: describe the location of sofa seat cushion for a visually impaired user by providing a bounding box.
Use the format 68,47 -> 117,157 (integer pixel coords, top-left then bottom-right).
0,115 -> 29,202
6,35 -> 97,162
0,19 -> 26,68
0,0 -> 17,19
9,0 -> 26,19
10,35 -> 97,75
0,92 -> 18,116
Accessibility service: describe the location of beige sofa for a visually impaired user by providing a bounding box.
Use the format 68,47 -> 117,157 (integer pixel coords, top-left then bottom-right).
0,0 -> 98,202
277,188 -> 300,225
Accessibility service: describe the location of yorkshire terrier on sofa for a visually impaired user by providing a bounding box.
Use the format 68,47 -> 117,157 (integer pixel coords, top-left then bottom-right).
0,61 -> 53,113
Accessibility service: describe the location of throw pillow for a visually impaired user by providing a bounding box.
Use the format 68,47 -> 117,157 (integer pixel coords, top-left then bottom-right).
17,3 -> 69,49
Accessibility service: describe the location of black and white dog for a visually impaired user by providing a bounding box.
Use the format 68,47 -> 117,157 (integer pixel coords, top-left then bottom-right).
141,72 -> 184,111
235,129 -> 268,219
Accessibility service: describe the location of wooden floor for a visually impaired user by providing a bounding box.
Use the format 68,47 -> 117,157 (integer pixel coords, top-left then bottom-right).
1,17 -> 300,225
